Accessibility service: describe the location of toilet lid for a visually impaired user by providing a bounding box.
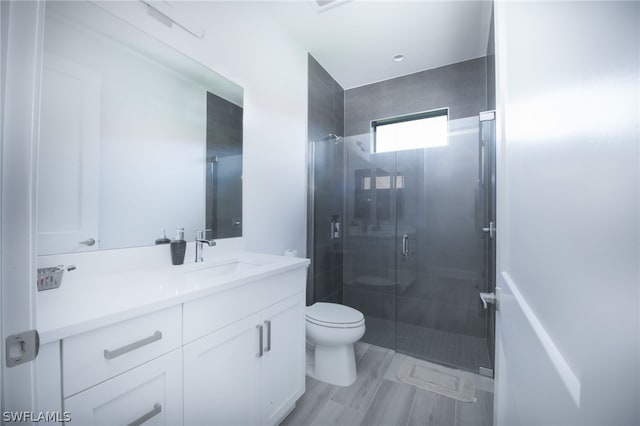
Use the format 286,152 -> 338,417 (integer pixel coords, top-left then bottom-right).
306,303 -> 364,325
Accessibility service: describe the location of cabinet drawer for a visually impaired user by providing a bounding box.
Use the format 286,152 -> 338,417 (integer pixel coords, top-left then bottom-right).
65,349 -> 182,425
63,305 -> 181,397
183,268 -> 306,344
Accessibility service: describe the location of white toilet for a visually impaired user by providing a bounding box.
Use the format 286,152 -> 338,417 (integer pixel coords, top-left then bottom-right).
305,302 -> 366,386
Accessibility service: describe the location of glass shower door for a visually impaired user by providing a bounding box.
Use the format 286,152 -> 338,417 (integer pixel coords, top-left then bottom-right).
394,148 -> 424,354
394,116 -> 493,374
342,115 -> 495,375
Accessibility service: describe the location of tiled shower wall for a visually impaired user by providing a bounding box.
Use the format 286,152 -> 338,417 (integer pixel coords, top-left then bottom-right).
206,92 -> 243,239
308,54 -> 493,358
307,55 -> 345,305
344,57 -> 488,137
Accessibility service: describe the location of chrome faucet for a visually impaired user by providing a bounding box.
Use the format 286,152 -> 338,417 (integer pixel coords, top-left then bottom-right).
195,229 -> 216,263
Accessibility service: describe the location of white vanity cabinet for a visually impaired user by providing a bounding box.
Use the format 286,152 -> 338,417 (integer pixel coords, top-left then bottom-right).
64,349 -> 182,426
37,255 -> 309,426
259,294 -> 306,425
61,306 -> 183,425
183,292 -> 305,426
62,306 -> 182,397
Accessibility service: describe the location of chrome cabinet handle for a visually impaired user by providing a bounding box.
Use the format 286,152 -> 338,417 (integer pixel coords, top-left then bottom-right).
104,331 -> 162,360
264,320 -> 271,352
127,403 -> 162,426
402,234 -> 409,256
79,238 -> 95,246
256,324 -> 264,358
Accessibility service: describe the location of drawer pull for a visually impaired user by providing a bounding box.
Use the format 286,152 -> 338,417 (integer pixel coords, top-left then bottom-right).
104,331 -> 162,360
264,320 -> 271,352
127,403 -> 162,426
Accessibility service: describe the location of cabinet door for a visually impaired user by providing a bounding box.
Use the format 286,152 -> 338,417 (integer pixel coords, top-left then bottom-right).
260,293 -> 305,426
183,314 -> 261,426
65,349 -> 182,426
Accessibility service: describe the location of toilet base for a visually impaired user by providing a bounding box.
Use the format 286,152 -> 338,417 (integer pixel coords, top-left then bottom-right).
306,342 -> 357,386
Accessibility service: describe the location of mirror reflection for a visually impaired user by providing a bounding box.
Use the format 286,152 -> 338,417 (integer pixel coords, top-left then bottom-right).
37,2 -> 243,256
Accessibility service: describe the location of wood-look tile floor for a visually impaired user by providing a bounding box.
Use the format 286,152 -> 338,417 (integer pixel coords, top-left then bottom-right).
282,343 -> 494,426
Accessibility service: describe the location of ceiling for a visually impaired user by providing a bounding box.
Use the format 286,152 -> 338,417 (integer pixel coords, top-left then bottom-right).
263,0 -> 493,89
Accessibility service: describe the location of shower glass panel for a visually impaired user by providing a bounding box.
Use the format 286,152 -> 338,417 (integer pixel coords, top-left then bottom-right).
309,136 -> 345,305
481,116 -> 497,371
342,116 -> 493,374
343,138 -> 397,348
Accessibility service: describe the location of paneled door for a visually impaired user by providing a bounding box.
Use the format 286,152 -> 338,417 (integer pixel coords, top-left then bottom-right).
37,54 -> 100,254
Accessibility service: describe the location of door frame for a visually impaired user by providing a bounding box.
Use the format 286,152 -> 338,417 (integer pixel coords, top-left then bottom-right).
1,0 -> 45,415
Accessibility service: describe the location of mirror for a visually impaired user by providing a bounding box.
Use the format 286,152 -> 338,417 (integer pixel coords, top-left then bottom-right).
37,2 -> 243,255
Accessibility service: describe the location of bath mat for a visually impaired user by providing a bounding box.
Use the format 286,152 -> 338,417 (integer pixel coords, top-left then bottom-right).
396,358 -> 477,402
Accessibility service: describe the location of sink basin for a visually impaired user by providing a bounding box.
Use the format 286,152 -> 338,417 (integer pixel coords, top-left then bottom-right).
181,259 -> 263,278
197,260 -> 258,275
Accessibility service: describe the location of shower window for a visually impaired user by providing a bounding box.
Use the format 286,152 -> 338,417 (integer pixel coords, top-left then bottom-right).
362,175 -> 405,190
372,108 -> 449,153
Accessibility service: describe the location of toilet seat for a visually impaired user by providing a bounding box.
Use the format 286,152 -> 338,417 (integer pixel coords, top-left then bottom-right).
306,303 -> 364,328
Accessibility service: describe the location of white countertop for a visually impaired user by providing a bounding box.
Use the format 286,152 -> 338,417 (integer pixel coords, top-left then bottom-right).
37,251 -> 309,344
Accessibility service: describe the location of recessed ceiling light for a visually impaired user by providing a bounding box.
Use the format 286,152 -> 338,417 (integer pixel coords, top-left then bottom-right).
393,54 -> 405,62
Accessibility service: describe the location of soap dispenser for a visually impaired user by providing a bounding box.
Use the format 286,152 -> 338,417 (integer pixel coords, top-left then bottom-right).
170,228 -> 186,265
155,229 -> 171,245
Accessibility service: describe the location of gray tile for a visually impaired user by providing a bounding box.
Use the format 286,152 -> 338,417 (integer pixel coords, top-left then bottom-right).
455,390 -> 493,426
407,389 -> 456,426
344,57 -> 487,136
396,322 -> 493,374
474,375 -> 494,393
354,341 -> 371,361
286,350 -> 492,426
360,379 -> 416,426
308,53 -> 344,306
331,346 -> 394,412
281,377 -> 337,426
310,400 -> 364,426
360,316 -> 395,349
383,352 -> 410,384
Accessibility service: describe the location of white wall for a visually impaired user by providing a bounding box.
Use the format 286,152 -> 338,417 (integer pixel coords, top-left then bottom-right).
494,1 -> 639,424
95,1 -> 309,257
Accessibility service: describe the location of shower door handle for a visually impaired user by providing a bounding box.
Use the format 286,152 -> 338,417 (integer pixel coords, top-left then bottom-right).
402,234 -> 409,256
482,222 -> 496,239
480,292 -> 498,310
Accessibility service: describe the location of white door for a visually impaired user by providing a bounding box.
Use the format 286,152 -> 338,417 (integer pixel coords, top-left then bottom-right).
37,54 -> 100,255
259,294 -> 305,426
183,314 -> 261,426
493,1 -> 639,425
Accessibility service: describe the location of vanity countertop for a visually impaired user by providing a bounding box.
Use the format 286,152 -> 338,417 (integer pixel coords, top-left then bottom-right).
37,251 -> 309,344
